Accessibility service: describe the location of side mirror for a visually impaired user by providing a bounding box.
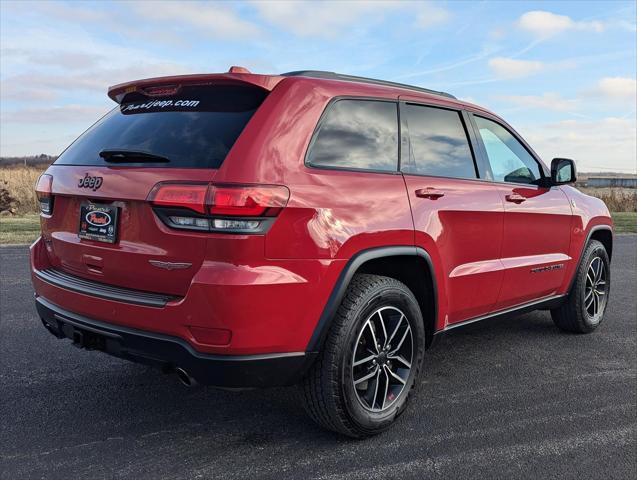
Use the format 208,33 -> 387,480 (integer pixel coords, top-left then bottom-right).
551,158 -> 577,185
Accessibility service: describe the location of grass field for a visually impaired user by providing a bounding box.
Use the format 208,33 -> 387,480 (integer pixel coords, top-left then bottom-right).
0,214 -> 40,245
1,212 -> 635,245
612,212 -> 637,234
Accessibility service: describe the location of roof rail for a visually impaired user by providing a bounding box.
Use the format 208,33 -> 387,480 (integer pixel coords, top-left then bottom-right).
282,70 -> 456,99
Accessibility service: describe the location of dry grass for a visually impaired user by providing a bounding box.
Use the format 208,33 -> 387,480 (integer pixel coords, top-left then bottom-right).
578,188 -> 637,212
0,165 -> 47,215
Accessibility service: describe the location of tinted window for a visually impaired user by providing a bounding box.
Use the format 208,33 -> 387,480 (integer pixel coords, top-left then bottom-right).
474,116 -> 542,185
403,104 -> 476,179
54,85 -> 267,168
307,99 -> 398,171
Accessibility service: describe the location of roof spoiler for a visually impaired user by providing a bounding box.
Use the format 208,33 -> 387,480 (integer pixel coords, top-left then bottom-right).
108,66 -> 457,104
108,68 -> 284,104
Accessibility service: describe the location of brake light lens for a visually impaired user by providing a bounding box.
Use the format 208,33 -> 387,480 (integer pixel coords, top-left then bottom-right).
208,185 -> 289,217
149,183 -> 208,214
142,85 -> 180,97
148,182 -> 290,233
35,174 -> 53,214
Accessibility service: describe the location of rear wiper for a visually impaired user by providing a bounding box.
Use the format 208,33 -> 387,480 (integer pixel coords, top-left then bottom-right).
99,149 -> 171,163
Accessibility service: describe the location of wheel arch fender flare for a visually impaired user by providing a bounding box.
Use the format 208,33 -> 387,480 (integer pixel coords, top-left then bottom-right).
567,224 -> 613,294
306,246 -> 438,352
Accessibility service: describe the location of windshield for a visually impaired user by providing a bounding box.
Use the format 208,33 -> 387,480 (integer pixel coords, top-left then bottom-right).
54,85 -> 268,168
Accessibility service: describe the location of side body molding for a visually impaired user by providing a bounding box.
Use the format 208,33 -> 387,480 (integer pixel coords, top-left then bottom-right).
306,246 -> 438,352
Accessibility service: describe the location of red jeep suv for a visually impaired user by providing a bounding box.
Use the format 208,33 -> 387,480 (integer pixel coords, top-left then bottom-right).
31,67 -> 613,437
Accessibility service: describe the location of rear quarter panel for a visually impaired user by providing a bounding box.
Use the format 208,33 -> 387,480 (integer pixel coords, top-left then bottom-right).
214,77 -> 415,260
205,77 -> 416,350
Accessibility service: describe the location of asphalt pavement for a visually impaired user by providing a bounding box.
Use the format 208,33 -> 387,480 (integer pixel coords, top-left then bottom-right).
1,237 -> 636,480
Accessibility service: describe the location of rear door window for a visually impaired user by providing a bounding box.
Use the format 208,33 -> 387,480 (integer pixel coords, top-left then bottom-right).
307,99 -> 398,172
402,104 -> 477,179
54,85 -> 268,168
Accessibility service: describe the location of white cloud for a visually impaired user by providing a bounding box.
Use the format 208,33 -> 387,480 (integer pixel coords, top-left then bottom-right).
488,57 -> 544,78
1,62 -> 191,103
415,3 -> 450,29
26,0 -> 256,44
30,1 -> 109,23
497,93 -> 579,112
593,77 -> 637,100
1,49 -> 101,70
252,1 -> 449,38
1,22 -> 195,103
521,118 -> 637,173
130,1 -> 262,40
1,105 -> 109,124
398,44 -> 500,80
7,1 -> 196,47
617,20 -> 637,33
483,56 -> 634,91
518,10 -> 605,38
252,1 -> 378,38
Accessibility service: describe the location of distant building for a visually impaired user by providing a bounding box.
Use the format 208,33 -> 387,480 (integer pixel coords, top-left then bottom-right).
586,177 -> 637,188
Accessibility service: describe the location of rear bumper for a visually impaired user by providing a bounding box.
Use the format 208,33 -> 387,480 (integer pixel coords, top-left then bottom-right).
30,236 -> 345,355
36,296 -> 316,388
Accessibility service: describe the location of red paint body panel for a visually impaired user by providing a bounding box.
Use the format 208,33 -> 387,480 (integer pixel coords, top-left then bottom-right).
266,170 -> 414,260
42,165 -> 217,296
557,185 -> 613,292
31,70 -> 613,361
493,184 -> 573,309
405,176 -> 504,327
31,236 -> 344,354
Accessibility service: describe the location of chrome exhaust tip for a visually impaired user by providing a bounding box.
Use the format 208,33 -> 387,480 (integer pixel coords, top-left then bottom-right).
175,367 -> 198,387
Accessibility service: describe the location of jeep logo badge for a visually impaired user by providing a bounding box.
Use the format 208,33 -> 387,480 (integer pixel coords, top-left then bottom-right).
78,174 -> 103,191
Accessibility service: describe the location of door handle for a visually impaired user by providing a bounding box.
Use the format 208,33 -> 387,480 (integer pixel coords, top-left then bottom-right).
505,193 -> 526,203
415,188 -> 445,199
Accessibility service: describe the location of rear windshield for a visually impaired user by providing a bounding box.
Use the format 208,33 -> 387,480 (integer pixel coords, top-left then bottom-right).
54,85 -> 268,168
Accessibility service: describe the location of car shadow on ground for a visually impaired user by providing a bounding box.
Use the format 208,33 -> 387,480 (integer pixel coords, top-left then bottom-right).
34,310 -> 567,443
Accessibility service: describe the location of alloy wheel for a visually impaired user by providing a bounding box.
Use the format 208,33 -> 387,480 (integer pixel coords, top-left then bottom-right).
584,256 -> 607,322
351,306 -> 413,412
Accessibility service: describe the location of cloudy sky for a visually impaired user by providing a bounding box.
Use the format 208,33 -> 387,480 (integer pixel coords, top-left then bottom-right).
1,0 -> 635,172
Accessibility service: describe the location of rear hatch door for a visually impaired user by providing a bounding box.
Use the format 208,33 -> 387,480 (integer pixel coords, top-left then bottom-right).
41,84 -> 268,297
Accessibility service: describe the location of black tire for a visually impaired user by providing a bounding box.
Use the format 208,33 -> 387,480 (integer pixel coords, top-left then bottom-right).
551,239 -> 610,333
300,274 -> 425,438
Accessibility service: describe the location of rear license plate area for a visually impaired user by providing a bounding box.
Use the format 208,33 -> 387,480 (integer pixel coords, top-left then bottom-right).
78,202 -> 119,243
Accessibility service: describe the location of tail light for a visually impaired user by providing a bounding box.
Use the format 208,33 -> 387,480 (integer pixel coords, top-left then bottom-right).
148,182 -> 289,233
35,174 -> 54,215
208,185 -> 288,216
149,183 -> 209,214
